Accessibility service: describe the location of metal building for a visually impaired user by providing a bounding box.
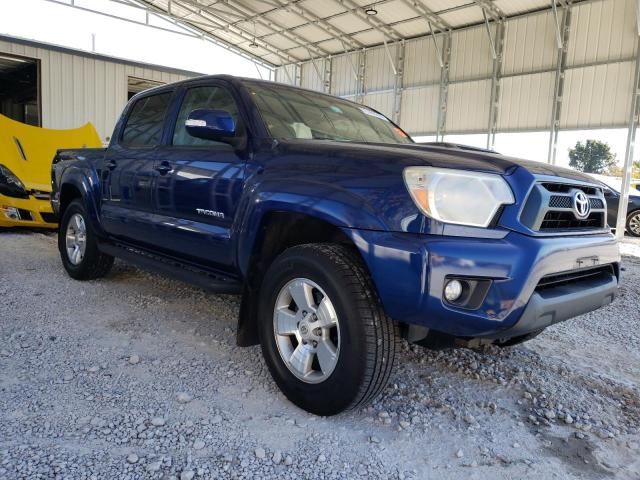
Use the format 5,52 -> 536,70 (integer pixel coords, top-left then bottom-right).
0,35 -> 198,142
269,0 -> 636,157
17,0 -> 640,236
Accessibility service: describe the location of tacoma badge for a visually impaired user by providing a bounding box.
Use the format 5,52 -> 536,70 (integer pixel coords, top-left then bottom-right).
196,208 -> 224,218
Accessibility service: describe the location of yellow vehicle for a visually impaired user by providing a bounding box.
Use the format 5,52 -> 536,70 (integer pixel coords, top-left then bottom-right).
0,114 -> 101,229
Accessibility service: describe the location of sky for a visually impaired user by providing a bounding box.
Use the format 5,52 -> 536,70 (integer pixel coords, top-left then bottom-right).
0,0 -> 272,78
0,0 -> 633,170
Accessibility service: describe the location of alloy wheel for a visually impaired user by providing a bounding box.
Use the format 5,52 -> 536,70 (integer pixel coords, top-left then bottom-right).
65,213 -> 87,265
629,212 -> 640,236
273,278 -> 341,384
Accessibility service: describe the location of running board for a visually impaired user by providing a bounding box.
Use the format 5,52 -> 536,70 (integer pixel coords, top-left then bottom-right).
98,241 -> 242,294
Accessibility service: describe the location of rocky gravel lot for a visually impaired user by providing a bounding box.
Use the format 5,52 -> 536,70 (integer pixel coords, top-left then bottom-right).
1,231 -> 639,480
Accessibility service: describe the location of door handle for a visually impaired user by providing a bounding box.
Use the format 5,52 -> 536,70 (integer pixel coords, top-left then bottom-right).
155,161 -> 172,175
106,160 -> 117,170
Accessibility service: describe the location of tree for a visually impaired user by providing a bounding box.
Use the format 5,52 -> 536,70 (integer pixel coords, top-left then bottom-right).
609,160 -> 640,177
568,140 -> 617,174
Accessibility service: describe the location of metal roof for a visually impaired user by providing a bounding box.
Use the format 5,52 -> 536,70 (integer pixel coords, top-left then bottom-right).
136,0 -> 584,67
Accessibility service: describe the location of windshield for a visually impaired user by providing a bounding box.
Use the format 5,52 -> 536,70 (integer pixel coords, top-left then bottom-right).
244,81 -> 413,144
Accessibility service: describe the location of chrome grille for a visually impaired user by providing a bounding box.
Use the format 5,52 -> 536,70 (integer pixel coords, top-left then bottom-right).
536,265 -> 615,291
541,182 -> 599,195
589,198 -> 604,209
549,195 -> 571,208
539,211 -> 604,231
520,181 -> 607,233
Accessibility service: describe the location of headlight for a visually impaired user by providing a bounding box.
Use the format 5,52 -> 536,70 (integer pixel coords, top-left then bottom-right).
0,164 -> 28,198
403,166 -> 514,227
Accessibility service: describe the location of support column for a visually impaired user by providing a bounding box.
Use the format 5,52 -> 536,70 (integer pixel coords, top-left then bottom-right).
547,5 -> 572,164
487,21 -> 505,150
295,63 -> 302,87
324,56 -> 332,94
436,33 -> 451,142
357,49 -> 367,104
615,37 -> 640,239
393,40 -> 405,125
308,54 -> 324,90
280,65 -> 293,85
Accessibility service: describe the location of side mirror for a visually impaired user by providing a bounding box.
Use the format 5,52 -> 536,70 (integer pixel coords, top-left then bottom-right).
185,109 -> 236,141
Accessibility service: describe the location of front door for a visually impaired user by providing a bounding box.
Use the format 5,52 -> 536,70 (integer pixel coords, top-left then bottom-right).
101,90 -> 173,245
149,83 -> 247,270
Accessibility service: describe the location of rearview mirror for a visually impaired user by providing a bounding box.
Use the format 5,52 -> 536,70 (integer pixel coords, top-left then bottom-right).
185,109 -> 236,141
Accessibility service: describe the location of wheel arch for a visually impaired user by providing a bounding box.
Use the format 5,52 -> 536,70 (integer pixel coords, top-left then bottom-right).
626,208 -> 640,236
59,183 -> 82,216
626,208 -> 640,219
57,168 -> 105,238
236,210 -> 364,347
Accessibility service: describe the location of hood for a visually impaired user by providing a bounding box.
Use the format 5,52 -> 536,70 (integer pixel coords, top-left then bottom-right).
0,114 -> 102,192
276,140 -> 598,184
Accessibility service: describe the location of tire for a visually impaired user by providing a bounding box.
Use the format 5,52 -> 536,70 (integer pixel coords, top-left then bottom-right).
58,199 -> 114,280
626,210 -> 640,237
258,243 -> 398,416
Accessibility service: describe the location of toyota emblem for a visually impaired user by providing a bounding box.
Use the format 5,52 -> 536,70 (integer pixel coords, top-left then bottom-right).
573,190 -> 590,219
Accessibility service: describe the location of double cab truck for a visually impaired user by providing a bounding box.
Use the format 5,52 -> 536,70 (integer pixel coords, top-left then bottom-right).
52,75 -> 620,415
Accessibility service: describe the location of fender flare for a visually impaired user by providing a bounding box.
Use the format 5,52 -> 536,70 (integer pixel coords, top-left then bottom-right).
233,179 -> 388,277
58,166 -> 107,238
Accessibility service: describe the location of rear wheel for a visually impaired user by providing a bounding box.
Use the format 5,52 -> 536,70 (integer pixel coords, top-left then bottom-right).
258,243 -> 398,416
58,200 -> 114,280
626,210 -> 640,237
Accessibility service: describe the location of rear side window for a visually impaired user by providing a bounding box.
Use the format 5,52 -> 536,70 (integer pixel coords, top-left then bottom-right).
121,92 -> 172,147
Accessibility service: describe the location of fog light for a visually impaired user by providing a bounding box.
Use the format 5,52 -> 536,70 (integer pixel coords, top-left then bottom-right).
2,206 -> 20,220
444,279 -> 463,302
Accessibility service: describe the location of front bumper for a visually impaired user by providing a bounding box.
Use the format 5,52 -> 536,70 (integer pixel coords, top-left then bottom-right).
0,193 -> 57,228
485,272 -> 617,340
345,228 -> 620,339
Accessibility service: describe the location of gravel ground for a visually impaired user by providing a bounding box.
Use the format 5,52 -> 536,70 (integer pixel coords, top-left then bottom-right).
1,231 -> 639,480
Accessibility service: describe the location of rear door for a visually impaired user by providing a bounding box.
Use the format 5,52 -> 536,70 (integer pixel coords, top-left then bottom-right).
148,82 -> 247,270
100,90 -> 174,245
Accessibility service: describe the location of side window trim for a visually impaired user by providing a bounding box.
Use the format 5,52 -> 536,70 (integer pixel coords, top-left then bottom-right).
163,85 -> 189,147
118,89 -> 175,149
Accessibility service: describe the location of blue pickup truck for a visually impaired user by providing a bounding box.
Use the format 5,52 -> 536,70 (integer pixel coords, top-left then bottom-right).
52,75 -> 620,415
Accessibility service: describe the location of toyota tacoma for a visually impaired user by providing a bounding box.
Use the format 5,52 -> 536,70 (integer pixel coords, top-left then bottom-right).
51,75 -> 620,415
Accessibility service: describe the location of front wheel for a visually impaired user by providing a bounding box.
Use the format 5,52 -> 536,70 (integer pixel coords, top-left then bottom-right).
258,244 -> 398,416
58,199 -> 114,280
627,210 -> 640,237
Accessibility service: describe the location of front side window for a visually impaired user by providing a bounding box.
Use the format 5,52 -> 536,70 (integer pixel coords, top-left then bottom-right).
121,92 -> 172,147
173,86 -> 242,146
244,81 -> 412,144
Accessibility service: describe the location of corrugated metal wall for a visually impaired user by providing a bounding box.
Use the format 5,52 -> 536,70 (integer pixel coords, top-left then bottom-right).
275,0 -> 638,138
449,25 -> 496,83
498,72 -> 555,131
330,53 -> 361,97
403,35 -> 444,86
301,59 -> 328,92
502,11 -> 558,76
0,39 -> 194,142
